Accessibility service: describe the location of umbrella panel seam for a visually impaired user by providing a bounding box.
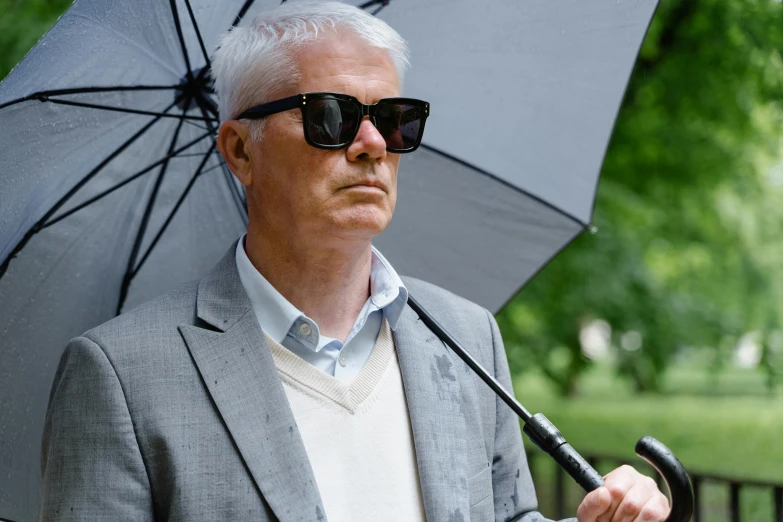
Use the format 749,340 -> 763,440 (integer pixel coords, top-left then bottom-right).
420,143 -> 588,228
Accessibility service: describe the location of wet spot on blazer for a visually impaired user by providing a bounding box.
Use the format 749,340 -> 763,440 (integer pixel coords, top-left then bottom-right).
516,468 -> 520,478
289,426 -> 294,435
511,479 -> 520,509
316,505 -> 325,521
435,354 -> 456,382
266,412 -> 270,423
447,507 -> 465,522
430,364 -> 440,388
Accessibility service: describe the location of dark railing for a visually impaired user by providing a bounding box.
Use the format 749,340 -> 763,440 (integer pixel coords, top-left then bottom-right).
526,449 -> 783,522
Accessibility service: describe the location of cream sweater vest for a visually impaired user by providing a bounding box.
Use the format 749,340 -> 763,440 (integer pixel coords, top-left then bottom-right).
263,320 -> 427,521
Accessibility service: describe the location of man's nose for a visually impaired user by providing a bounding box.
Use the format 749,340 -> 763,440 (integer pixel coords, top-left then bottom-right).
346,116 -> 387,162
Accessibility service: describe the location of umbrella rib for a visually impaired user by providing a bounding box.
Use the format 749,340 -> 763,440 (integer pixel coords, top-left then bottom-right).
232,0 -> 257,27
190,89 -> 220,119
197,0 -> 256,84
116,109 -> 189,314
37,97 -> 215,121
197,106 -> 245,213
131,142 -> 218,279
181,118 -> 211,132
358,0 -> 388,10
195,101 -> 248,224
183,0 -> 211,69
217,155 -> 248,227
0,101 -> 178,279
41,131 -> 214,229
0,85 -> 180,111
198,160 -> 229,176
419,143 -> 588,228
170,150 -> 221,158
169,0 -> 195,83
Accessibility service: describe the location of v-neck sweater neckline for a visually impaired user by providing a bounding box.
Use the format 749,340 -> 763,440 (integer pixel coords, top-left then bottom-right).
263,319 -> 394,413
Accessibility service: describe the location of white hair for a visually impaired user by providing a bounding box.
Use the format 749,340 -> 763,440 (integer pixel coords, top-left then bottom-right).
211,0 -> 411,141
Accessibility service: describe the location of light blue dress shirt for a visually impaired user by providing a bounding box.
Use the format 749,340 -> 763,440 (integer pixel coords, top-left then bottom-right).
235,234 -> 408,384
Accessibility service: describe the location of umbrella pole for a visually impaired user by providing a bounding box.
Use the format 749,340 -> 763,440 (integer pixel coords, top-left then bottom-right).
406,295 -> 694,522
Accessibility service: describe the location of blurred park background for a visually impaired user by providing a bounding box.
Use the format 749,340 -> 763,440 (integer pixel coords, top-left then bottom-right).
2,0 -> 783,520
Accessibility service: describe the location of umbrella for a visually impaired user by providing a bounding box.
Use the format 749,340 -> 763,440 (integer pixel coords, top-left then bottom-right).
0,0 -> 677,520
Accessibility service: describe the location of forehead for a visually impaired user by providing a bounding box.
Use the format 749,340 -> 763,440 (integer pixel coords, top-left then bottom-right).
294,30 -> 400,102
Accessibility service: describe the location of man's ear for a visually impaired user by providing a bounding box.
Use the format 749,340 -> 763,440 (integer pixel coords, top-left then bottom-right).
217,120 -> 253,186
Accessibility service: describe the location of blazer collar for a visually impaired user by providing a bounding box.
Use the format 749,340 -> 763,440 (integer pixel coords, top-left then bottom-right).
181,240 -> 327,521
193,238 -> 251,332
180,240 -> 470,521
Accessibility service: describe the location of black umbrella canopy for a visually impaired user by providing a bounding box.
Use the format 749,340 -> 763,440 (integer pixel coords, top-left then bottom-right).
0,0 -> 658,519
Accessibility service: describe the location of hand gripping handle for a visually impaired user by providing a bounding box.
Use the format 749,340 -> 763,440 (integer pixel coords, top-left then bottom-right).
523,414 -> 694,522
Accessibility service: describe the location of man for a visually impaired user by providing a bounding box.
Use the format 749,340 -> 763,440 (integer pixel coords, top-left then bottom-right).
39,2 -> 670,521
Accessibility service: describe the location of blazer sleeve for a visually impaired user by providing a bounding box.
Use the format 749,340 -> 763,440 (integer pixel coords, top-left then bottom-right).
39,336 -> 154,522
486,310 -> 576,522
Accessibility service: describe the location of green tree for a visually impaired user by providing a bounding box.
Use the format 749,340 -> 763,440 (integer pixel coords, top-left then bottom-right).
499,0 -> 783,395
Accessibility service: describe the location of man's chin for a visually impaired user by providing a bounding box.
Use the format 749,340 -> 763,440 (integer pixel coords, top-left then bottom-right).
325,209 -> 393,241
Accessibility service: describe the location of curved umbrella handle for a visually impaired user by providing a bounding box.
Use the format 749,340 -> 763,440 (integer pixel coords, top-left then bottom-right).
523,414 -> 694,522
635,435 -> 695,522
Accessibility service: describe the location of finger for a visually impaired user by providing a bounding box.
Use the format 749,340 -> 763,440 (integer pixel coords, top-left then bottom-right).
597,465 -> 637,522
610,475 -> 659,522
632,492 -> 670,522
577,486 -> 612,522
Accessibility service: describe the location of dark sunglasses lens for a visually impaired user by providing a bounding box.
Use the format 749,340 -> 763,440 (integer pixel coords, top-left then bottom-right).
305,98 -> 359,146
375,104 -> 423,150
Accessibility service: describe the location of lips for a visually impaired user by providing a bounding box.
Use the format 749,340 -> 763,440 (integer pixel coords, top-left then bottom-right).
343,179 -> 388,193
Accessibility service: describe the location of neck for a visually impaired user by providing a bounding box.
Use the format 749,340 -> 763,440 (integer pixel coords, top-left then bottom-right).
244,228 -> 372,343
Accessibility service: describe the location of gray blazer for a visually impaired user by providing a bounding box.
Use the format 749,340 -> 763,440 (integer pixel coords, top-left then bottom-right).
39,242 -> 567,522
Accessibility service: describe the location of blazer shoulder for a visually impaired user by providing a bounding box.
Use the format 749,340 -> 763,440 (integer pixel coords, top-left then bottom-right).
401,276 -> 489,317
82,279 -> 201,347
400,275 -> 494,345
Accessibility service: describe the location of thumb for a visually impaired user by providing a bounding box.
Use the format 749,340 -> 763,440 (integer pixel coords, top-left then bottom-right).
577,486 -> 612,522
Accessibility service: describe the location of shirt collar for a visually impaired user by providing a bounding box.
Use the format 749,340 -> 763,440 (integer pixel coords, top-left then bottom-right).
235,234 -> 408,350
369,246 -> 408,330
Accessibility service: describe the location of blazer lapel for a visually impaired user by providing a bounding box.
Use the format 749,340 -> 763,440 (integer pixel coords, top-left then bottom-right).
393,305 -> 471,522
179,245 -> 327,522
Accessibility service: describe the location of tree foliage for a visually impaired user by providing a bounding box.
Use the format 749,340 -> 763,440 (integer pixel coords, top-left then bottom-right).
498,0 -> 783,395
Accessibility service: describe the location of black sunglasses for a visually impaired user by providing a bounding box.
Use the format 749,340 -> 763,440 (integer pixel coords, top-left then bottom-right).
236,92 -> 430,153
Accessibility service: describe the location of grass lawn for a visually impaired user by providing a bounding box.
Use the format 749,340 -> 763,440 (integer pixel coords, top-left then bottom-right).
509,363 -> 783,521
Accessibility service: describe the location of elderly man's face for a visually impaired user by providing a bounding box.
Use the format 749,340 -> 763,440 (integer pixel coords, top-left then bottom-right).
245,31 -> 401,249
